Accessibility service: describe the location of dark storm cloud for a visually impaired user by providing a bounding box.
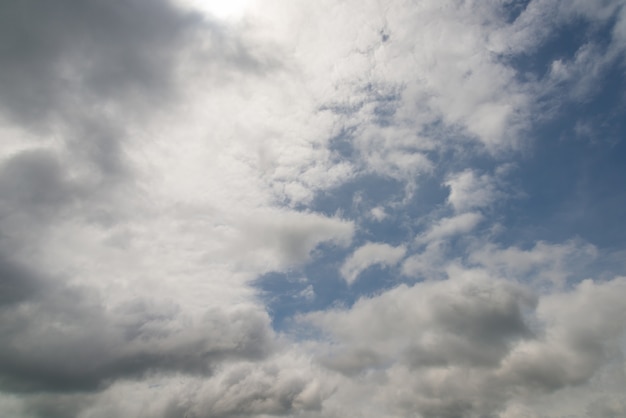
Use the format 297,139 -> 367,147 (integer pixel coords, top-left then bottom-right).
0,255 -> 45,307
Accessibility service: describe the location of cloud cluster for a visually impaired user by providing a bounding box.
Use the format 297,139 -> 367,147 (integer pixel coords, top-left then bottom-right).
0,256 -> 275,393
0,0 -> 353,414
303,274 -> 626,418
340,242 -> 406,285
1,0 -> 625,417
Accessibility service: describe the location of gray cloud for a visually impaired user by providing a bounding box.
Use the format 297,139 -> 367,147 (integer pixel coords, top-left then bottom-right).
19,393 -> 96,418
0,149 -> 81,221
163,361 -> 323,418
587,397 -> 626,418
303,275 -> 626,418
6,352 -> 327,418
0,0 -> 200,127
0,260 -> 275,393
308,276 -> 535,374
0,0 -> 202,229
0,2 -> 342,404
0,254 -> 45,308
0,0 -> 279,190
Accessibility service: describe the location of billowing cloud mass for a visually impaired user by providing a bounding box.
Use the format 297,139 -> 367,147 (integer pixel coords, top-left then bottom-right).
1,0 -> 626,417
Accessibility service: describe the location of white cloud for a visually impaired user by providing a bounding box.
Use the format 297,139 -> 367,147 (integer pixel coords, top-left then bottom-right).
340,242 -> 406,285
369,206 -> 388,222
445,170 -> 500,213
301,274 -> 626,418
468,240 -> 598,288
419,212 -> 484,244
299,285 -> 316,302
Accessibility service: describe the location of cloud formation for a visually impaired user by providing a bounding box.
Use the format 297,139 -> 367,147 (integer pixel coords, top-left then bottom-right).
340,242 -> 406,285
304,275 -> 626,418
1,0 -> 625,417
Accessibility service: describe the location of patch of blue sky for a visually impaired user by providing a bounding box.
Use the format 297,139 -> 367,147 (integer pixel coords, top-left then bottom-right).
418,120 -> 500,173
255,254 -> 406,332
503,8 -> 620,84
257,9 -> 626,331
497,64 -> 626,250
327,125 -> 358,161
253,271 -> 314,330
310,174 -> 404,218
254,243 -> 352,330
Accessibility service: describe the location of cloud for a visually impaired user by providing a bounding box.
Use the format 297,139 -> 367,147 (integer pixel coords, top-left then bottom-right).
0,0 -> 625,417
227,209 -> 355,271
6,350 -> 329,418
587,397 -> 626,418
499,278 -> 626,391
340,242 -> 406,285
0,0 -> 279,128
401,240 -> 450,279
302,274 -> 626,418
445,170 -> 500,213
369,206 -> 388,221
0,0 -> 355,405
162,354 -> 324,418
0,260 -> 276,393
0,254 -> 45,308
468,240 -> 598,287
299,285 -> 316,302
419,212 -> 484,243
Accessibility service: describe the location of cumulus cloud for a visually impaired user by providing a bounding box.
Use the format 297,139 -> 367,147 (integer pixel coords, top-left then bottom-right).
468,240 -> 598,287
302,275 -> 626,418
233,210 -> 354,270
0,259 -> 275,393
340,242 -> 406,285
1,0 -> 625,417
369,206 -> 388,221
445,170 -> 501,213
0,0 -> 352,409
1,351 -> 328,418
162,355 -> 325,418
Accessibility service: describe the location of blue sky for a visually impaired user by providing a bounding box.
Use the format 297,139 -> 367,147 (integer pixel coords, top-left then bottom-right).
257,13 -> 626,331
1,1 -> 626,417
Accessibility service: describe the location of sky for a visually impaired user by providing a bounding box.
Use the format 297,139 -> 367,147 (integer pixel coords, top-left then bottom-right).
1,1 -> 626,417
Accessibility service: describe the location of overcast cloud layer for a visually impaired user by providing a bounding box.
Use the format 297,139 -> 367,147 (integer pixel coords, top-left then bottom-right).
1,1 -> 626,417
